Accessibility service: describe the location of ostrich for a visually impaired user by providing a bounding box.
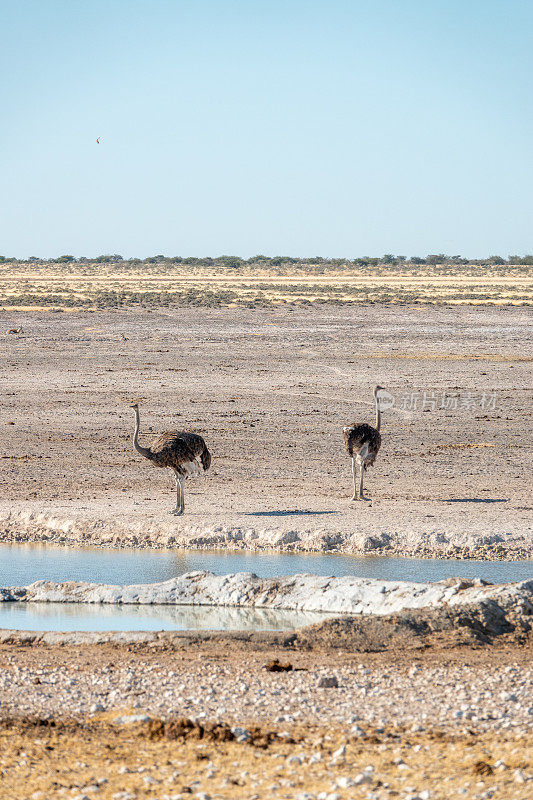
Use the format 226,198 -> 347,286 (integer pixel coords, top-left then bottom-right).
343,385 -> 385,501
131,403 -> 211,515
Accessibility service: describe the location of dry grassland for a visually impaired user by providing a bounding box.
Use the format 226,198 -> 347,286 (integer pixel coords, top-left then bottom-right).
0,262 -> 531,309
1,717 -> 531,800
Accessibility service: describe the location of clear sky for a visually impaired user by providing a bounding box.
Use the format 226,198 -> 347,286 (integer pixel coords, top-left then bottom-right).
1,0 -> 532,259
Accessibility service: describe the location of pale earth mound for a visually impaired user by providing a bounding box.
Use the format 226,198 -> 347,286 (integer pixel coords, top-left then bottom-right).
2,573 -> 532,650
2,572 -> 531,617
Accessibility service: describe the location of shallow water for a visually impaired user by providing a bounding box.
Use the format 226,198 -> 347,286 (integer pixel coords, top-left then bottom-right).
1,543 -> 531,587
0,601 -> 330,632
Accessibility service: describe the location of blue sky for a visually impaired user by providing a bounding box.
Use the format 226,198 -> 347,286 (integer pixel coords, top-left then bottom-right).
1,0 -> 532,259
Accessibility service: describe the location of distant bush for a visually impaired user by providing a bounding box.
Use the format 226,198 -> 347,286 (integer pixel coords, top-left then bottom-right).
215,255 -> 244,269
509,254 -> 533,265
2,252 -> 531,270
95,254 -> 123,263
426,254 -> 447,265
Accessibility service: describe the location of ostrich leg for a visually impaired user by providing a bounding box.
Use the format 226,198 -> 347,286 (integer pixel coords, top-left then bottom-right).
358,462 -> 364,499
350,457 -> 358,500
351,457 -> 367,501
358,463 -> 372,502
179,476 -> 185,514
172,473 -> 184,516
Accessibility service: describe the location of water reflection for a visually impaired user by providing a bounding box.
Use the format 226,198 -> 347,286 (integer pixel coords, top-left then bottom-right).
0,543 -> 531,587
0,601 -> 331,632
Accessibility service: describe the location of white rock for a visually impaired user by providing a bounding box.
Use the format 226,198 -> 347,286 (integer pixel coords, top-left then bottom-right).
336,776 -> 355,788
286,755 -> 303,765
331,745 -> 346,761
318,676 -> 339,688
514,769 -> 527,783
14,571 -> 532,618
231,726 -> 251,742
354,772 -> 373,785
113,714 -> 151,725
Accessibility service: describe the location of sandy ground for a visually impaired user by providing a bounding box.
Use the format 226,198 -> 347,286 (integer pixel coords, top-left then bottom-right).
0,639 -> 532,799
0,304 -> 531,557
1,302 -> 532,799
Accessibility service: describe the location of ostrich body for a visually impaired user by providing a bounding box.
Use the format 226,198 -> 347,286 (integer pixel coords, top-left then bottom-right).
343,385 -> 384,501
131,403 -> 211,515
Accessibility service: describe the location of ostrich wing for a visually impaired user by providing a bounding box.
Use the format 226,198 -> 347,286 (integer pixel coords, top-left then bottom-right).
343,423 -> 381,459
149,431 -> 211,472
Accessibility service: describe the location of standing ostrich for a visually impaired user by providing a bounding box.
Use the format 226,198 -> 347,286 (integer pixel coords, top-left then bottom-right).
343,385 -> 385,501
131,403 -> 211,515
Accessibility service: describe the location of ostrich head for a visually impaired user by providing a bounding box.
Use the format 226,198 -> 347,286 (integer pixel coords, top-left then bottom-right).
130,402 -> 139,410
374,385 -> 385,396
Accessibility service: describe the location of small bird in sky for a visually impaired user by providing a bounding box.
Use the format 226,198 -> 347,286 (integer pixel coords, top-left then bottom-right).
96,137 -> 101,144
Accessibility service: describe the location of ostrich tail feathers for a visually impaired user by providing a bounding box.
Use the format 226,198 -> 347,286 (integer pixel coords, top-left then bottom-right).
201,447 -> 212,471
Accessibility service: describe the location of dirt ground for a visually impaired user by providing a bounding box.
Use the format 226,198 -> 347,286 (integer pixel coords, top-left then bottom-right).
1,718 -> 531,800
0,304 -> 531,555
0,641 -> 532,800
1,301 -> 532,799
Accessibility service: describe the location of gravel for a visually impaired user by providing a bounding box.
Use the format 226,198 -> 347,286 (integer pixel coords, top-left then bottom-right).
0,652 -> 531,737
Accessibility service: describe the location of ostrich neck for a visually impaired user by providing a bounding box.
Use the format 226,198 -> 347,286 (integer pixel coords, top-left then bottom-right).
375,395 -> 381,432
133,408 -> 151,459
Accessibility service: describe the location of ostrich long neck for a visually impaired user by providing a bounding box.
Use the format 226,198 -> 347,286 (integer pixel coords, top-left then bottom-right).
133,407 -> 151,459
374,393 -> 381,432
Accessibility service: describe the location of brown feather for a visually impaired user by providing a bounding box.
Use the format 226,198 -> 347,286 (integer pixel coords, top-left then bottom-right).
147,431 -> 211,476
343,423 -> 381,466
